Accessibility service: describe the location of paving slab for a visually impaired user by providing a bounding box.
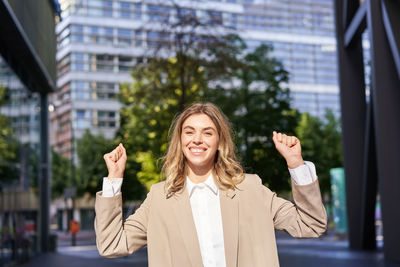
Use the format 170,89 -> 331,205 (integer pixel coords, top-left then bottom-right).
5,231 -> 400,267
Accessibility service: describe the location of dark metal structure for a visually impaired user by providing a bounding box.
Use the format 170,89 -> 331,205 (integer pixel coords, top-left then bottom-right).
0,0 -> 59,253
335,0 -> 400,263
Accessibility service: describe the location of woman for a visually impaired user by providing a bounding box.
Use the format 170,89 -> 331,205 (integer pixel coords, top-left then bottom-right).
95,102 -> 327,267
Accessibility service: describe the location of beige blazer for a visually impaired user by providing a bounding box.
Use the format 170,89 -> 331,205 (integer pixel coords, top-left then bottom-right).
95,174 -> 327,267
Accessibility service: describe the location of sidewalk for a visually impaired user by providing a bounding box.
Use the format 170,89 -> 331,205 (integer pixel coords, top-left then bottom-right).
56,230 -> 96,247
276,232 -> 399,267
6,231 -> 400,267
11,247 -> 148,267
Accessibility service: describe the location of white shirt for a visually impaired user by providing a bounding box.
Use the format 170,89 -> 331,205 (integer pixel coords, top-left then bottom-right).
102,161 -> 318,267
186,174 -> 226,267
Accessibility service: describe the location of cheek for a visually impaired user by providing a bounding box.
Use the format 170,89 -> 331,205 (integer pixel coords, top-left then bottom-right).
181,135 -> 190,147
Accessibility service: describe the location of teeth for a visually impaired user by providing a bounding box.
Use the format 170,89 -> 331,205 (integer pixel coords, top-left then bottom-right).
191,148 -> 204,152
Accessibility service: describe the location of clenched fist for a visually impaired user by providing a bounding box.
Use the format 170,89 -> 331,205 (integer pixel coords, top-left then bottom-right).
104,143 -> 127,179
272,131 -> 304,169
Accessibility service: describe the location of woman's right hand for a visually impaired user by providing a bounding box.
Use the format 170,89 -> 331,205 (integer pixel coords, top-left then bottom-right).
103,143 -> 127,179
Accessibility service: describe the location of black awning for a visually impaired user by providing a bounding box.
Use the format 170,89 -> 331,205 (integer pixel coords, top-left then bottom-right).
0,0 -> 55,94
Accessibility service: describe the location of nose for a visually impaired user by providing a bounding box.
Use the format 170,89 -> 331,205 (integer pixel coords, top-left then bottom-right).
193,133 -> 203,144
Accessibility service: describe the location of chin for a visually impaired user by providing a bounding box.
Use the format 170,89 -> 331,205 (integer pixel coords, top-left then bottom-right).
184,156 -> 210,168
186,159 -> 206,167
193,160 -> 216,170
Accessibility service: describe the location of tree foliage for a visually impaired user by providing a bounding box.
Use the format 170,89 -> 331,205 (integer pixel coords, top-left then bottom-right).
295,110 -> 343,195
0,86 -> 19,191
208,45 -> 299,192
116,55 -> 211,198
51,130 -> 135,199
51,149 -> 71,198
118,37 -> 301,196
117,12 -> 244,199
114,3 -> 342,197
75,130 -> 122,196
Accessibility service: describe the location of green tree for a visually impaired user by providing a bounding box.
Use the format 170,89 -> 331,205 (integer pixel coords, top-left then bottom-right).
208,45 -> 299,192
117,32 -> 243,199
75,130 -> 138,197
295,110 -> 343,195
117,5 -> 299,195
0,86 -> 19,191
118,40 -> 302,195
117,55 -> 209,197
51,149 -> 71,198
115,3 -> 249,199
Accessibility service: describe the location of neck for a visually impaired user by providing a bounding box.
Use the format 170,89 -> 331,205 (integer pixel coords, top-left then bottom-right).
186,163 -> 214,184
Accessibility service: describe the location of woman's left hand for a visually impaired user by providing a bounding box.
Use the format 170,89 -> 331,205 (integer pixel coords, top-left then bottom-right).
272,131 -> 304,169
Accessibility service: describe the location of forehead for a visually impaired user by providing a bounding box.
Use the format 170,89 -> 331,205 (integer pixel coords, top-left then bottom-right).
182,113 -> 217,129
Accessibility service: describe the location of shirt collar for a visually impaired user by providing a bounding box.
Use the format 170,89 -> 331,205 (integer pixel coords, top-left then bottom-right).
186,173 -> 219,197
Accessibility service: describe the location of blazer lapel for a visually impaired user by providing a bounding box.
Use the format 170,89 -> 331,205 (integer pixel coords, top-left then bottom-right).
172,187 -> 203,267
220,189 -> 239,267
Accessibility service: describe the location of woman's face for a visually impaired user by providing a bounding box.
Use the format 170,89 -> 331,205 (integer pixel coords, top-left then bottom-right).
181,113 -> 219,172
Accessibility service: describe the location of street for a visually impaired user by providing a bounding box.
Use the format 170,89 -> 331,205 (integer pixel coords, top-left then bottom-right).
7,231 -> 400,267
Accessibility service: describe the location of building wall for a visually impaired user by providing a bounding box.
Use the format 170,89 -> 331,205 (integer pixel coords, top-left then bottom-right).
53,0 -> 340,156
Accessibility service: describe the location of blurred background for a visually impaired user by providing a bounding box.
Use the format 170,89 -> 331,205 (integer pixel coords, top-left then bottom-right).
0,0 -> 399,266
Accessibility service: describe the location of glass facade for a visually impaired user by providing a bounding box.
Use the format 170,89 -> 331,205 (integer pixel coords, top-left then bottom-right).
0,56 -> 40,146
54,0 -> 340,155
0,55 -> 41,261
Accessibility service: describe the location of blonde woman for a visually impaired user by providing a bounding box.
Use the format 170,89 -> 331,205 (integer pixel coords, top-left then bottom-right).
95,102 -> 327,267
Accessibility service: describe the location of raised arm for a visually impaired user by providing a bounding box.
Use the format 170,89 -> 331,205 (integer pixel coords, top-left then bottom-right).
95,144 -> 150,257
269,131 -> 327,237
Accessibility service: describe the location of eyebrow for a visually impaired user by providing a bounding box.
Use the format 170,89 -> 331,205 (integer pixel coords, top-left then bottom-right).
183,126 -> 216,132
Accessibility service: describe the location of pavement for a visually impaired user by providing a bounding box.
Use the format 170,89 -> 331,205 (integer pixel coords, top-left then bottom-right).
2,230 -> 400,267
276,234 -> 398,267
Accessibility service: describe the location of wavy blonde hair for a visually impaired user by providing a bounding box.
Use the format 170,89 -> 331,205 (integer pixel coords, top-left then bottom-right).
162,102 -> 244,196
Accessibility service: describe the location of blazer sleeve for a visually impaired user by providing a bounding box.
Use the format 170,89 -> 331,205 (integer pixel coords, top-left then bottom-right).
94,186 -> 153,257
262,177 -> 327,238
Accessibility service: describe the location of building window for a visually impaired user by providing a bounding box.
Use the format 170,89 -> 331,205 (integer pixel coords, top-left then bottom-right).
97,110 -> 116,128
135,30 -> 142,46
118,56 -> 132,72
92,82 -> 115,99
147,5 -> 170,22
103,1 -> 113,17
117,28 -> 132,46
72,53 -> 85,71
98,27 -> 114,44
225,13 -> 238,28
207,11 -> 223,25
119,1 -> 132,18
77,110 -> 85,118
57,54 -> 71,77
71,81 -> 88,99
88,26 -> 99,43
71,24 -> 84,42
176,7 -> 196,18
146,31 -> 169,47
88,54 -> 114,72
134,3 -> 142,19
76,109 -> 88,128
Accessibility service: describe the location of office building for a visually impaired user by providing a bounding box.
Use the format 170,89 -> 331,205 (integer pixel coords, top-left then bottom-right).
54,0 -> 339,157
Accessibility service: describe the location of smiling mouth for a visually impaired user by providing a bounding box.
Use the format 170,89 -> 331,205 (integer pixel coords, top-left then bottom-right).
189,147 -> 206,153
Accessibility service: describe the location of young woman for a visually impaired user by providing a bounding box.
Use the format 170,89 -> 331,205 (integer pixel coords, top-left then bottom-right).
95,102 -> 327,267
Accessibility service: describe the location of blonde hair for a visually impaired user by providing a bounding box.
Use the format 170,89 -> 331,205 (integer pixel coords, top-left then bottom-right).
162,102 -> 244,196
